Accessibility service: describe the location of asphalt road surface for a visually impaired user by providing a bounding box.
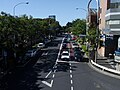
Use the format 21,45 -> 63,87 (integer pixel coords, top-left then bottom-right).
1,35 -> 120,90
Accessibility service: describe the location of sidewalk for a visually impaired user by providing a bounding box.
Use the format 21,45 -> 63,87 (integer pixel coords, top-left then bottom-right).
96,53 -> 116,70
89,50 -> 120,72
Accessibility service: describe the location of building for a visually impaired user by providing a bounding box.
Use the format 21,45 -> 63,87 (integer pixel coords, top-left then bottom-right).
98,0 -> 108,56
88,8 -> 97,27
99,0 -> 120,57
99,0 -> 107,33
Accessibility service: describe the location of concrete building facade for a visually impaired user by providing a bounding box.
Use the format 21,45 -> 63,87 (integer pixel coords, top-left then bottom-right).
98,0 -> 120,57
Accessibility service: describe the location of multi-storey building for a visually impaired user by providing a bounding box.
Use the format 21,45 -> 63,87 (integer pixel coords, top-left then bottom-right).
99,0 -> 120,57
88,8 -> 97,27
98,0 -> 108,56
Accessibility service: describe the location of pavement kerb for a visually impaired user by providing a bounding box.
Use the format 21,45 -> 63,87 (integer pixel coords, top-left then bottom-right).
90,60 -> 120,76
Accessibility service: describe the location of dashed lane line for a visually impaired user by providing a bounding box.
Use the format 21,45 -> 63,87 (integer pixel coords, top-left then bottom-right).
70,74 -> 73,78
71,86 -> 74,90
71,80 -> 73,84
70,70 -> 72,73
70,63 -> 74,90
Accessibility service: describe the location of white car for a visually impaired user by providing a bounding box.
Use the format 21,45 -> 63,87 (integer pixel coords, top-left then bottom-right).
72,43 -> 79,48
61,51 -> 70,60
37,43 -> 45,49
25,49 -> 37,57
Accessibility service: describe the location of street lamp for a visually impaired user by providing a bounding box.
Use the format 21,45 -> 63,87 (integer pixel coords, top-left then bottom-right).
76,8 -> 88,50
76,8 -> 87,36
13,2 -> 29,16
87,0 -> 100,62
13,2 -> 29,58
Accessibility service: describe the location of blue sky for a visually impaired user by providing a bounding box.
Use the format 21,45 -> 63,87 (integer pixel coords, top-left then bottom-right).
0,0 -> 97,26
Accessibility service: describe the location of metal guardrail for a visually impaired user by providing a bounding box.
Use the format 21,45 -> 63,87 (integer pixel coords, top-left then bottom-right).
90,60 -> 120,76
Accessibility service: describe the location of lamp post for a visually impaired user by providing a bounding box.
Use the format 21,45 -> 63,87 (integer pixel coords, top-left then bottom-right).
88,0 -> 100,62
13,2 -> 29,16
13,2 -> 29,59
76,8 -> 88,50
76,8 -> 88,35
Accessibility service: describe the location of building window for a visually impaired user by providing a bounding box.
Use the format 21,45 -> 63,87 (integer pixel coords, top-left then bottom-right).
106,20 -> 120,25
110,2 -> 120,9
99,18 -> 101,24
107,0 -> 110,10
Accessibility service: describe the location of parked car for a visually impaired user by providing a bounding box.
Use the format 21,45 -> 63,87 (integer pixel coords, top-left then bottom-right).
74,47 -> 81,52
74,49 -> 83,61
114,50 -> 120,63
62,43 -> 67,49
72,43 -> 79,48
74,53 -> 82,61
37,43 -> 45,49
61,51 -> 70,60
25,49 -> 37,57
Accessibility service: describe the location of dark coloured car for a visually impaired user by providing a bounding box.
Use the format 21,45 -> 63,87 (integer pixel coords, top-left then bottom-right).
62,43 -> 67,49
74,53 -> 82,61
74,47 -> 81,52
74,49 -> 83,61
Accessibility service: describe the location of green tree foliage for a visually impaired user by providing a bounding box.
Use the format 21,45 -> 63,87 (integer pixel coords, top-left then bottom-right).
0,12 -> 61,61
88,26 -> 96,46
65,19 -> 86,36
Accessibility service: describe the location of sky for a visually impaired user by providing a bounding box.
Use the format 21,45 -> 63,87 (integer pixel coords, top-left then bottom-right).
0,0 -> 97,26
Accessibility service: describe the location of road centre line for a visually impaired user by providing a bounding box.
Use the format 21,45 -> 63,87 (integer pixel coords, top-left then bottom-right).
70,74 -> 73,78
69,63 -> 74,90
71,86 -> 74,90
52,74 -> 55,78
71,80 -> 73,84
70,69 -> 72,73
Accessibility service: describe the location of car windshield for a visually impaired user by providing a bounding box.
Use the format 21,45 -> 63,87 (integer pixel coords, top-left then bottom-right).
62,53 -> 69,55
73,43 -> 78,45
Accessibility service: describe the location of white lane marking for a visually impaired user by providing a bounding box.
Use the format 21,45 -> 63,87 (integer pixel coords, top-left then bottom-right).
42,52 -> 48,56
70,70 -> 72,73
42,81 -> 52,87
69,63 -> 74,90
56,37 -> 65,64
71,80 -> 73,84
42,37 -> 64,88
51,80 -> 54,87
45,70 -> 52,78
54,69 -> 56,73
71,86 -> 74,90
70,74 -> 73,78
53,74 -> 55,78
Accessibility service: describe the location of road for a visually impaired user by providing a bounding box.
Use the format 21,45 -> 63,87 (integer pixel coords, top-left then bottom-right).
1,35 -> 120,90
